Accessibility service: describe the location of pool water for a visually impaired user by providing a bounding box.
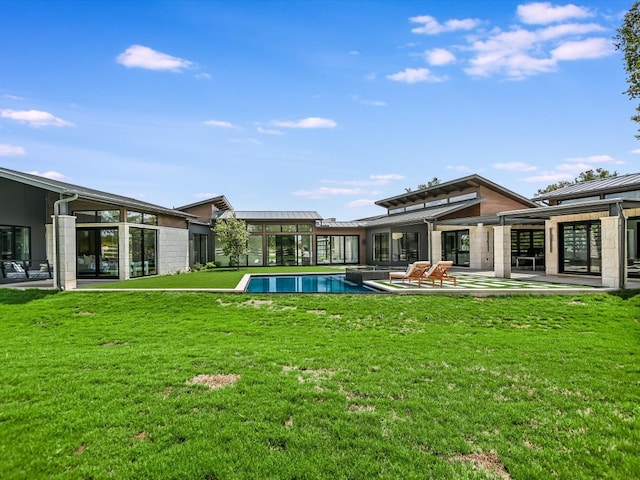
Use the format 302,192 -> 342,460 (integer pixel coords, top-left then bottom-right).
245,274 -> 378,293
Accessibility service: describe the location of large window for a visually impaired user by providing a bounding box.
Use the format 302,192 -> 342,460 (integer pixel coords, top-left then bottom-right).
267,234 -> 311,266
373,233 -> 389,262
316,235 -> 359,264
560,222 -> 601,275
628,217 -> 640,278
193,233 -> 209,265
129,227 -> 157,277
443,230 -> 470,266
511,229 -> 544,268
74,210 -> 120,223
0,226 -> 30,261
77,228 -> 119,277
127,211 -> 158,226
391,232 -> 419,263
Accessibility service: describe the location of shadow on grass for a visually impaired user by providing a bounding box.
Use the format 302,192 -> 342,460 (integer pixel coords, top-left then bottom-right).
609,288 -> 640,300
0,289 -> 59,305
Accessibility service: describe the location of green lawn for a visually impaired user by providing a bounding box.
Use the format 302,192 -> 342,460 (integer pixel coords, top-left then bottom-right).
0,289 -> 638,479
92,266 -> 343,289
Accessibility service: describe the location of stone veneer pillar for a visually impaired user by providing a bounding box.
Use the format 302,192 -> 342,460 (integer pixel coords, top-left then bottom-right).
600,216 -> 624,289
53,215 -> 77,290
430,229 -> 442,263
469,224 -> 493,270
493,225 -> 511,278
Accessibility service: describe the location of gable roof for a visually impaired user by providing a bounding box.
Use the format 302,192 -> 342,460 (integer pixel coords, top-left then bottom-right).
375,174 -> 537,209
0,167 -> 192,218
531,172 -> 640,202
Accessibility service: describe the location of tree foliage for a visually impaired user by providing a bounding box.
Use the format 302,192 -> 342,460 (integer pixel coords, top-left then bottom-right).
405,177 -> 440,192
535,168 -> 618,196
615,1 -> 640,138
212,215 -> 250,269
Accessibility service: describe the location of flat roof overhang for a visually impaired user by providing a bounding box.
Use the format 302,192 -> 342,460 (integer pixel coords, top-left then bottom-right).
497,198 -> 640,223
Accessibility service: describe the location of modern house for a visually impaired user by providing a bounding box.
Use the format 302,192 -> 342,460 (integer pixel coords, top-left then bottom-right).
2,165 -> 639,289
1,167 -> 193,289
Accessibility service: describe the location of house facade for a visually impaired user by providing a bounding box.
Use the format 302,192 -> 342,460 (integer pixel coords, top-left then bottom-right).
3,166 -> 639,289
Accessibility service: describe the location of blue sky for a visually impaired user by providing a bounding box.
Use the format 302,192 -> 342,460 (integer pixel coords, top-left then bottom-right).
0,0 -> 637,220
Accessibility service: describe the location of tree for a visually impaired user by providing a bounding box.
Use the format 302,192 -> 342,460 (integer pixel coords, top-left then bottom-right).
535,168 -> 618,196
615,1 -> 640,138
405,176 -> 441,192
212,215 -> 250,269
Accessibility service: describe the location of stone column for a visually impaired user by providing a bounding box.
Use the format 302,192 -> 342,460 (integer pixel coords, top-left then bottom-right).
430,229 -> 442,263
470,223 -> 492,270
493,225 -> 511,278
53,215 -> 77,290
545,220 -> 558,275
600,216 -> 624,289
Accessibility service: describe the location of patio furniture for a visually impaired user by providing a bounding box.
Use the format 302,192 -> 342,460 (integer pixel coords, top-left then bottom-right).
388,261 -> 432,286
424,260 -> 457,287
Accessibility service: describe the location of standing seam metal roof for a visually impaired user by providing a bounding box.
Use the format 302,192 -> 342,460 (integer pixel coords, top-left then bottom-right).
531,173 -> 640,201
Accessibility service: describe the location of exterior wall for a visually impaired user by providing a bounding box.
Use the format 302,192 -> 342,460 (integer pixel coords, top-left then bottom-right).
545,220 -> 558,275
430,229 -> 442,263
493,225 -> 512,278
181,204 -> 214,223
365,224 -> 429,266
314,227 -> 367,265
157,227 -> 189,274
477,185 -> 534,214
1,178 -> 49,260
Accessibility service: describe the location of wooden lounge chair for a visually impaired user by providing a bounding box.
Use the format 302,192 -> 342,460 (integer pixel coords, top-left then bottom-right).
424,260 -> 457,287
388,261 -> 431,286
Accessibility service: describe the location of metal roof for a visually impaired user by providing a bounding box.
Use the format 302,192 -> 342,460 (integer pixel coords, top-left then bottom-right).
532,172 -> 640,202
365,198 -> 484,227
498,197 -> 640,221
0,167 -> 193,218
375,174 -> 537,209
175,195 -> 233,212
315,221 -> 369,228
219,210 -> 323,221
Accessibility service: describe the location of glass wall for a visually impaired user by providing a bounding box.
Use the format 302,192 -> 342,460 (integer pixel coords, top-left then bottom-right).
391,232 -> 419,263
77,228 -> 119,277
267,234 -> 311,266
560,222 -> 601,274
373,233 -> 389,262
628,217 -> 640,278
442,230 -> 470,266
0,226 -> 30,260
129,227 -> 157,277
193,233 -> 209,265
511,229 -> 544,269
316,235 -> 359,264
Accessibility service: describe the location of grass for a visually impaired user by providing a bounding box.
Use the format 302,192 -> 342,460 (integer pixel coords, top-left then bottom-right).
0,288 -> 638,479
92,266 -> 343,289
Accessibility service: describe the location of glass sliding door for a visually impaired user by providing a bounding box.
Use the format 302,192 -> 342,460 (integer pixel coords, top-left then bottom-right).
561,222 -> 601,275
130,227 -> 156,277
442,230 -> 470,266
267,234 -> 311,266
1,226 -> 31,261
77,228 -> 119,278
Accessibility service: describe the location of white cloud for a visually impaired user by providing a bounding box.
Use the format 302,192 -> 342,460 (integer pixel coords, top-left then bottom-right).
631,149 -> 640,154
0,109 -> 73,127
229,137 -> 261,145
271,117 -> 337,129
194,192 -> 220,199
0,143 -> 26,156
525,172 -> 573,182
424,48 -> 456,66
563,154 -> 624,165
204,119 -> 237,128
4,94 -> 23,100
493,162 -> 537,172
517,2 -> 593,25
347,199 -> 377,208
551,37 -> 614,61
387,67 -> 446,83
446,165 -> 474,172
349,50 -> 360,55
323,173 -> 405,187
257,126 -> 284,135
195,73 -> 212,80
27,170 -> 69,181
352,95 -> 387,107
292,186 -> 366,199
410,15 -> 481,35
116,45 -> 193,72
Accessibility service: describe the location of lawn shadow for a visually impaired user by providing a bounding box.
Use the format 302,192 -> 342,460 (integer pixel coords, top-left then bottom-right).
608,288 -> 640,300
0,289 -> 59,305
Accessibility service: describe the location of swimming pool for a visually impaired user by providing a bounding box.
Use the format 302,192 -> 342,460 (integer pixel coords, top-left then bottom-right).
245,274 -> 379,293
